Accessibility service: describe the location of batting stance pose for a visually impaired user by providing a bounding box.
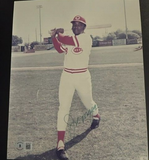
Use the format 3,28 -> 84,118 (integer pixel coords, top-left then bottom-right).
50,15 -> 100,160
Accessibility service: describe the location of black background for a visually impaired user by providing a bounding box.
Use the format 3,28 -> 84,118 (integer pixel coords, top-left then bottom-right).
0,0 -> 148,159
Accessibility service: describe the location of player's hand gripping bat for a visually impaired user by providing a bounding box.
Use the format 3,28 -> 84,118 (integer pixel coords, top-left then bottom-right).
49,28 -> 64,37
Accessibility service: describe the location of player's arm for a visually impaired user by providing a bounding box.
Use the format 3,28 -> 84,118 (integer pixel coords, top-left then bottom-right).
50,28 -> 79,47
50,28 -> 67,53
52,37 -> 68,54
57,33 -> 79,47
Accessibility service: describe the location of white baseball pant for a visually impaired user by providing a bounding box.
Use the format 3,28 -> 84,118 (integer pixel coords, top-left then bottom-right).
57,69 -> 98,131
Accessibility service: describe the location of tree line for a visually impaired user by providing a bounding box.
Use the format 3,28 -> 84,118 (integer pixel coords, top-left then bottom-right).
91,29 -> 142,42
12,29 -> 142,47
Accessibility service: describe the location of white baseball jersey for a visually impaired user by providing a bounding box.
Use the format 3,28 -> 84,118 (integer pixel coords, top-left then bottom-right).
52,32 -> 92,73
52,32 -> 98,131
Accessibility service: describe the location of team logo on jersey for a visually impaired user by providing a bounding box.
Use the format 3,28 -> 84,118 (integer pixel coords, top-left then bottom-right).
72,47 -> 83,55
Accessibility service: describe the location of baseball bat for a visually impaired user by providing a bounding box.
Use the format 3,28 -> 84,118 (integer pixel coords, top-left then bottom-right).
86,24 -> 112,29
48,24 -> 112,34
64,24 -> 112,31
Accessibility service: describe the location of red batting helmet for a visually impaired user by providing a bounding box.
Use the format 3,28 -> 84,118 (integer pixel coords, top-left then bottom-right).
71,15 -> 86,25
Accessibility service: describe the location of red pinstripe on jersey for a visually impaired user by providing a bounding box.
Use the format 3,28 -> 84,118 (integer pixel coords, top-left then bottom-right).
74,36 -> 79,47
64,68 -> 87,73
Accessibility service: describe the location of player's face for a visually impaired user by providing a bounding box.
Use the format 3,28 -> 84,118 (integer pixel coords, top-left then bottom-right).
72,22 -> 86,35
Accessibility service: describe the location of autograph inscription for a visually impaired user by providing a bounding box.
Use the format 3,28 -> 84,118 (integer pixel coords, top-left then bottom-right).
64,104 -> 97,139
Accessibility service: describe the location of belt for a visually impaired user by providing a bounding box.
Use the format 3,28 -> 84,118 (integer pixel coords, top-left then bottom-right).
64,68 -> 88,74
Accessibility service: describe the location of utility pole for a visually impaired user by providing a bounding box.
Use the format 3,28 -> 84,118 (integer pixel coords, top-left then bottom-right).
37,5 -> 42,44
123,0 -> 128,43
35,28 -> 37,42
28,34 -> 30,44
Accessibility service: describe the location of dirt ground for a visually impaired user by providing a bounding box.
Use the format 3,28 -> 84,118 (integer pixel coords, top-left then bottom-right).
7,45 -> 148,160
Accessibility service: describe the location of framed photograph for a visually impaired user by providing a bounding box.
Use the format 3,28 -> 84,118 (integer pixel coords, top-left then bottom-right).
6,0 -> 148,160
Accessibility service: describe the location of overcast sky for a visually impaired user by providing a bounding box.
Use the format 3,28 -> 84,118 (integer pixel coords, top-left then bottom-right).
12,0 -> 142,44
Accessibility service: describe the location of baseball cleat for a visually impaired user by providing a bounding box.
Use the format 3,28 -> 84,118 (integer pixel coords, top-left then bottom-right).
90,117 -> 100,129
56,149 -> 69,160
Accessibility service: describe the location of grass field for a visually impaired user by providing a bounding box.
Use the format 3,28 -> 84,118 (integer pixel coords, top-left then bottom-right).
7,45 -> 148,160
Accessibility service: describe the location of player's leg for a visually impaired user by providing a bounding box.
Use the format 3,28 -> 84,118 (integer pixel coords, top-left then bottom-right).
57,71 -> 75,150
76,70 -> 100,129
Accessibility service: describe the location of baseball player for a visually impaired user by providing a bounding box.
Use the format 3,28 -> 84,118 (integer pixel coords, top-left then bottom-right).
50,15 -> 100,160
